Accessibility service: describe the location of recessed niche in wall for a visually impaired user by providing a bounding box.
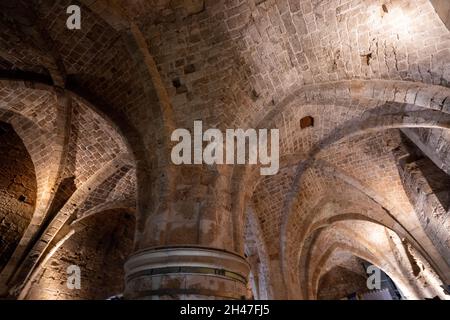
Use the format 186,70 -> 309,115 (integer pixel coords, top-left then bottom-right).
300,116 -> 314,129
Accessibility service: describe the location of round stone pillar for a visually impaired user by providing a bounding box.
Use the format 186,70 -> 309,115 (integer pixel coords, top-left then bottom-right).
124,246 -> 250,299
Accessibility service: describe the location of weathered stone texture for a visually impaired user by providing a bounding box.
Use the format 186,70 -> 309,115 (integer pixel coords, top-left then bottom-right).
26,210 -> 134,300
0,0 -> 449,300
0,122 -> 36,272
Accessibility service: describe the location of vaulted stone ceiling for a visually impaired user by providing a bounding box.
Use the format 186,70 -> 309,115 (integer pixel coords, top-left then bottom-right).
0,0 -> 449,300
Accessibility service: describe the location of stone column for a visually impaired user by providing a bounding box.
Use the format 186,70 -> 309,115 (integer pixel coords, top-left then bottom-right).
77,0 -> 251,300
124,167 -> 250,299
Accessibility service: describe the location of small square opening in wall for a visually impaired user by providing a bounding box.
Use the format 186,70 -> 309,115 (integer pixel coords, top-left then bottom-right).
300,116 -> 314,129
172,78 -> 188,94
172,78 -> 182,88
184,64 -> 196,74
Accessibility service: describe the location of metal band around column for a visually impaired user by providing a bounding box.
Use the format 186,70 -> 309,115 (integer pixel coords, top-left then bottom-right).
124,246 -> 250,285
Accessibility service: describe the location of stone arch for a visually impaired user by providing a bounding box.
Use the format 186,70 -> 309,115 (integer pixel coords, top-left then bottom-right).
278,156 -> 448,296
316,256 -> 370,300
0,106 -> 60,222
303,223 -> 420,300
276,108 -> 450,288
0,77 -> 142,297
0,79 -> 141,218
0,121 -> 37,273
243,206 -> 273,300
24,208 -> 136,300
293,194 -> 401,298
4,154 -> 134,296
73,200 -> 136,225
392,136 -> 450,264
310,243 -> 409,300
240,83 -> 450,282
239,104 -> 450,299
0,79 -> 143,179
255,80 -> 450,130
17,201 -> 137,299
303,219 -> 448,300
1,0 -> 449,301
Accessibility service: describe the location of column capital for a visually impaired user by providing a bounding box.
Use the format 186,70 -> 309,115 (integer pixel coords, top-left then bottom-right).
124,246 -> 250,299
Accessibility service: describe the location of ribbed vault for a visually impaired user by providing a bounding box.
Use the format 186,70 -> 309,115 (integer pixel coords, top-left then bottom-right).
0,0 -> 449,300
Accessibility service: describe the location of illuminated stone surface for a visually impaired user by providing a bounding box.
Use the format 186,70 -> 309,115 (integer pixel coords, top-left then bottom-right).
0,0 -> 449,300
